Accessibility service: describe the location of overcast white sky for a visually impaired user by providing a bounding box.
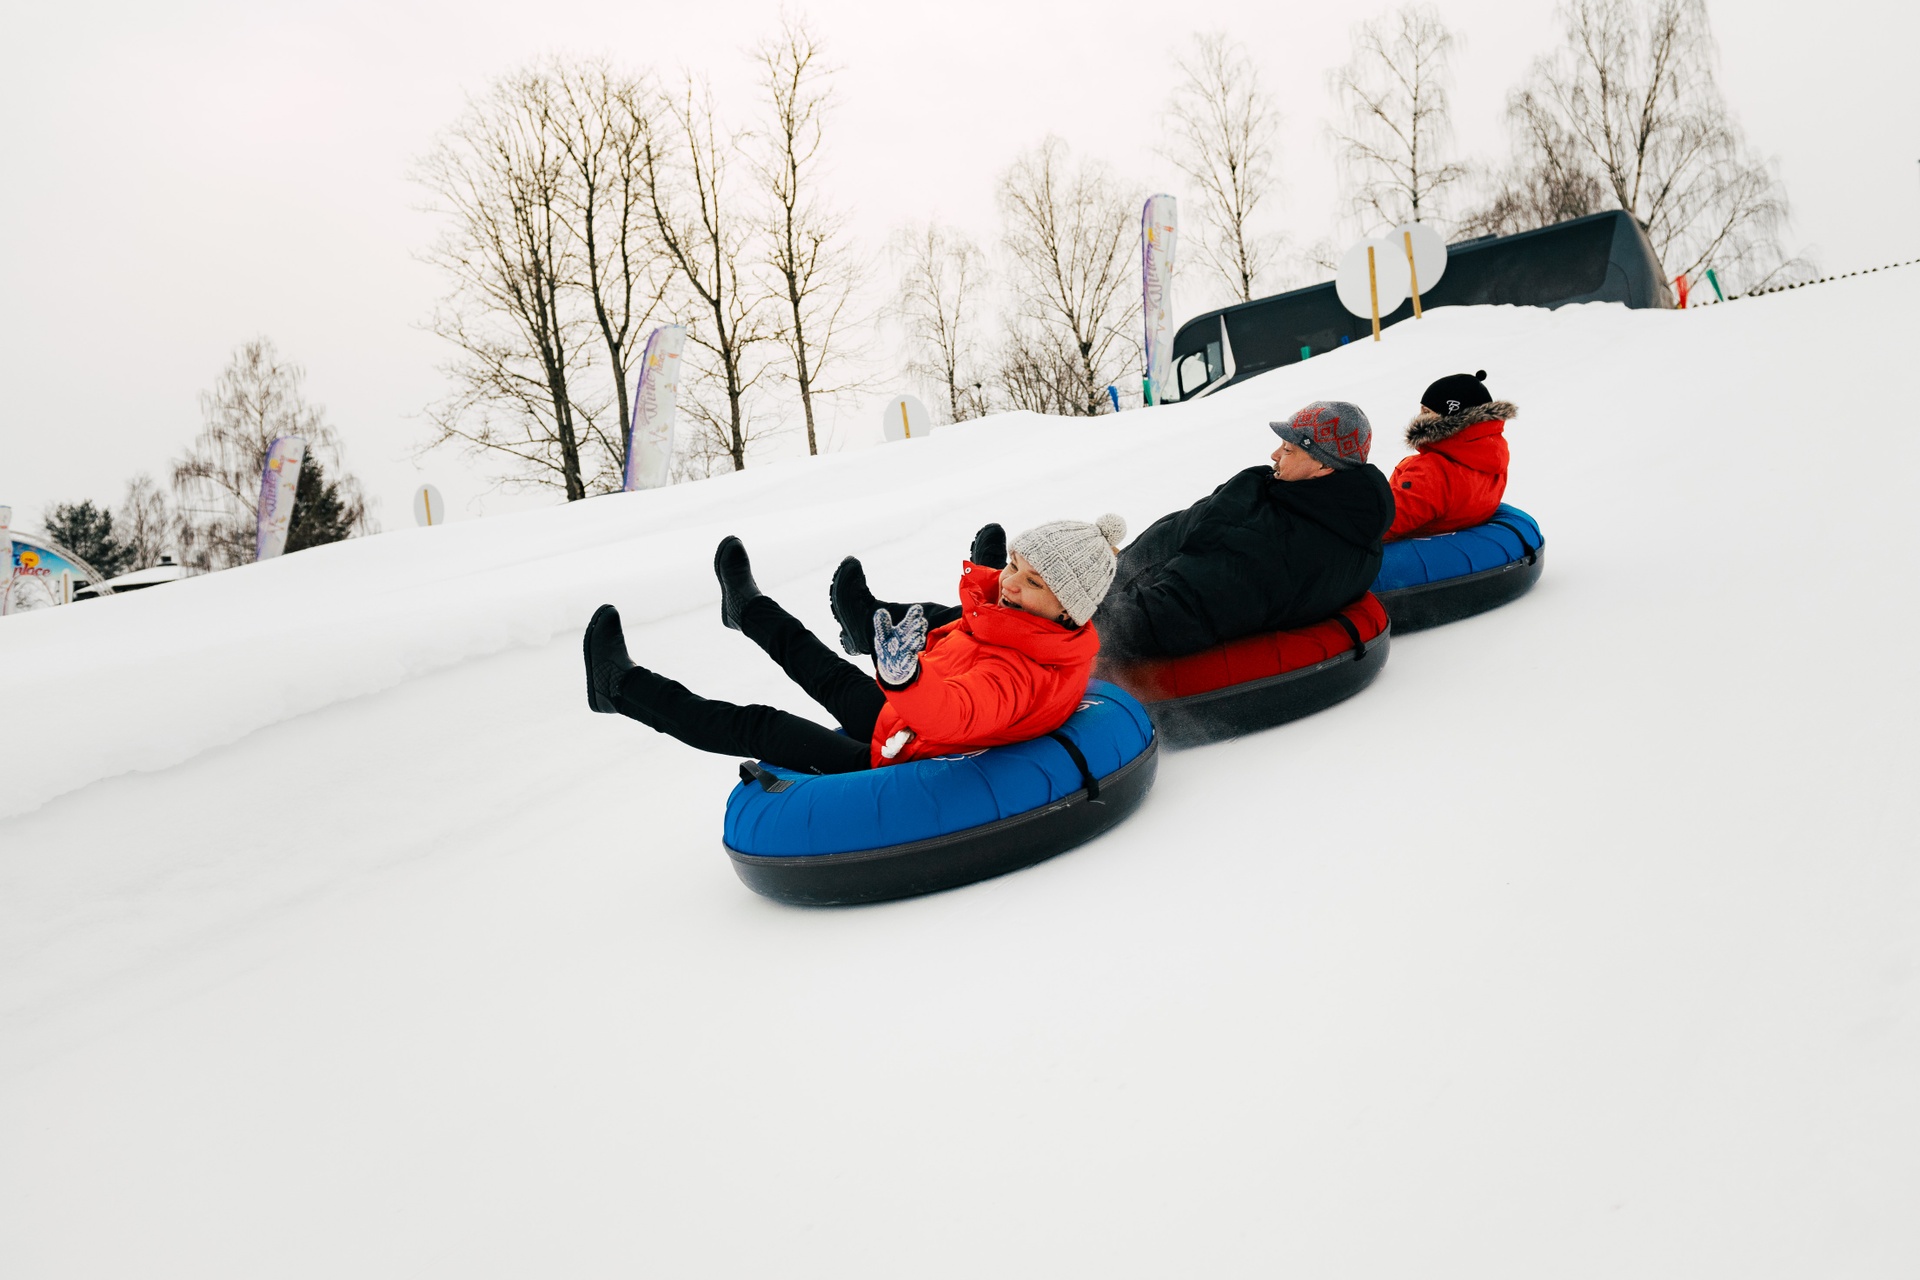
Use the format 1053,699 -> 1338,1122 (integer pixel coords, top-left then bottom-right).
3,0 -> 1916,531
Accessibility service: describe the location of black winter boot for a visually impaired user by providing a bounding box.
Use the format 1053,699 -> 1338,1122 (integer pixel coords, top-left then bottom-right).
830,556 -> 879,656
970,522 -> 1007,570
714,536 -> 763,631
582,604 -> 633,713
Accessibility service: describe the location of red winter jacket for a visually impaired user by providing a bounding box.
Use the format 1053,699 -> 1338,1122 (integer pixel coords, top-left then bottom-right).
1385,401 -> 1517,541
870,562 -> 1099,767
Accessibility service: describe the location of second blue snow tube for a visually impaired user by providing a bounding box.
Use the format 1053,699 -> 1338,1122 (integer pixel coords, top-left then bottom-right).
723,680 -> 1158,906
1372,504 -> 1545,632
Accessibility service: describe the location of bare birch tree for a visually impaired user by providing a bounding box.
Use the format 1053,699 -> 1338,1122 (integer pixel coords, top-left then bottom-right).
893,221 -> 991,423
994,330 -> 1089,417
644,77 -> 773,472
754,14 -> 864,455
417,67 -> 605,500
1455,103 -> 1607,239
548,59 -> 675,488
171,339 -> 372,572
1160,33 -> 1282,303
1328,4 -> 1470,231
1495,0 -> 1794,287
115,473 -> 178,572
997,137 -> 1138,417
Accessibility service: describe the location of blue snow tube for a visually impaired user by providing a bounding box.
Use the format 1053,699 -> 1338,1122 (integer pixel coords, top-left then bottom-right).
1372,504 -> 1544,633
723,680 -> 1159,906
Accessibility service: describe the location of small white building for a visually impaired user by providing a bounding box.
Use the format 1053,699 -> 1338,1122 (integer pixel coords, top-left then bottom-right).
75,558 -> 189,600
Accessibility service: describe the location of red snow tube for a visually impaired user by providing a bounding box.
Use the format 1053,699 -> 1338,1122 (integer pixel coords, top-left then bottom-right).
1101,594 -> 1390,747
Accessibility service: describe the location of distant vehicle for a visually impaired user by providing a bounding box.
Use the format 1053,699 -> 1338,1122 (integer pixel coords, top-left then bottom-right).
4,530 -> 106,613
74,556 -> 188,601
1165,209 -> 1672,400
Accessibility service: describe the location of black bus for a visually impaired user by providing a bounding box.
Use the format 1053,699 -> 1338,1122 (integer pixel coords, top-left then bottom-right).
1166,209 -> 1671,400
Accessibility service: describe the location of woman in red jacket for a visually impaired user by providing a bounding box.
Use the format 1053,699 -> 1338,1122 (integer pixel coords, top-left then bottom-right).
1385,371 -> 1518,541
581,515 -> 1127,774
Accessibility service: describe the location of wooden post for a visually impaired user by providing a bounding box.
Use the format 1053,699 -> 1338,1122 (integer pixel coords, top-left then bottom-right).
1404,230 -> 1423,319
1367,245 -> 1382,341
900,400 -> 912,439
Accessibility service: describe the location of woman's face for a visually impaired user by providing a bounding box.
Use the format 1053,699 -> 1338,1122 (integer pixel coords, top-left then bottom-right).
999,551 -> 1069,623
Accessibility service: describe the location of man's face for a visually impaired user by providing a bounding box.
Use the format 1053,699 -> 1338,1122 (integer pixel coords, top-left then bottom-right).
1271,439 -> 1334,482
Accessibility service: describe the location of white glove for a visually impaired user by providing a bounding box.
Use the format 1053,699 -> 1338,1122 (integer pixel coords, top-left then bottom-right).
873,604 -> 929,686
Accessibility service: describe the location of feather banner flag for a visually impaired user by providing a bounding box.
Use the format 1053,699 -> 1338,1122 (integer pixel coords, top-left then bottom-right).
255,435 -> 306,562
1140,194 -> 1178,406
623,324 -> 690,491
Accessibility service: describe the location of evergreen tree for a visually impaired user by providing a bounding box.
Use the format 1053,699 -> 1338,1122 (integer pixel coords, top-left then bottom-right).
41,500 -> 130,579
284,457 -> 356,554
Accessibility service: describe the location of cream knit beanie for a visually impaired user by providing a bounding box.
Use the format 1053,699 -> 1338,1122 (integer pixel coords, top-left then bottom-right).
1008,513 -> 1127,625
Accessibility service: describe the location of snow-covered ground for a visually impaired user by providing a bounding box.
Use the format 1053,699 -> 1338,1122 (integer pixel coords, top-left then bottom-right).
4,275 -> 1917,1276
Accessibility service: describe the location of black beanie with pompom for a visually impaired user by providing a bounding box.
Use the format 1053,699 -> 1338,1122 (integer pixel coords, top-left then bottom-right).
1420,371 -> 1491,416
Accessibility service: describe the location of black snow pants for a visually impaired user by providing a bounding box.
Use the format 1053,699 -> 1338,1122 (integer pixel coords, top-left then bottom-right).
615,595 -> 885,774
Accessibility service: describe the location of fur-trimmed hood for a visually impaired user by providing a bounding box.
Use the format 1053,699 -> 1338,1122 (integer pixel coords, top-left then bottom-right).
1406,400 -> 1517,447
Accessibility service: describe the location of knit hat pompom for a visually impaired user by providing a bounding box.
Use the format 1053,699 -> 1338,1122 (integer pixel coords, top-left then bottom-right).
1008,514 -> 1126,625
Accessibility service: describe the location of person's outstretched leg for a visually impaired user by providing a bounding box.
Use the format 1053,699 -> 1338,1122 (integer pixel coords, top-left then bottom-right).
712,534 -> 889,738
585,603 -> 870,772
736,593 -> 888,742
829,558 -> 960,656
826,523 -> 1003,656
615,661 -> 872,774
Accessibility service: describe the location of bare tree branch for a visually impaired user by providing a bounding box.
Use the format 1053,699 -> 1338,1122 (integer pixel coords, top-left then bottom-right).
547,58 -> 676,491
1159,32 -> 1282,303
1476,0 -> 1800,289
643,75 -> 775,472
997,137 -> 1138,417
415,66 -> 603,500
1328,4 -> 1470,231
891,221 -> 991,424
752,14 -> 868,456
115,473 -> 178,572
171,338 -> 373,572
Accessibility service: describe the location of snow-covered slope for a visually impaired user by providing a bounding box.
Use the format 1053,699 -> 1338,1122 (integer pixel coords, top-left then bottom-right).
4,277 -> 1917,1277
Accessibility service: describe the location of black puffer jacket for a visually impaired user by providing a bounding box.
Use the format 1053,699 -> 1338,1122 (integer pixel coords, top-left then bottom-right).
1096,463 -> 1395,661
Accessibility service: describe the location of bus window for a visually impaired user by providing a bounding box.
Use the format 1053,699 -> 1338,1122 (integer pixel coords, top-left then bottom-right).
1177,351 -> 1209,397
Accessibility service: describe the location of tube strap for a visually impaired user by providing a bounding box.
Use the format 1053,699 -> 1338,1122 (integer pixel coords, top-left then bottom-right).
1331,611 -> 1367,661
1487,518 -> 1538,559
1046,731 -> 1101,803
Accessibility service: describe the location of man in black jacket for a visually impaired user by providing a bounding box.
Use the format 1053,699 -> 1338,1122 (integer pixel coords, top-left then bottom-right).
828,400 -> 1394,663
1092,400 -> 1394,661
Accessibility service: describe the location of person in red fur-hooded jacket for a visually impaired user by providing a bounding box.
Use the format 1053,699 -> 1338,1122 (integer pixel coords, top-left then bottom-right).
580,516 -> 1126,775
1386,371 -> 1519,541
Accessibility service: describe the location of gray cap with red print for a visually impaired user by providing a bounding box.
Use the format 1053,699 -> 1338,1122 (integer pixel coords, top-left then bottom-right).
1269,401 -> 1373,471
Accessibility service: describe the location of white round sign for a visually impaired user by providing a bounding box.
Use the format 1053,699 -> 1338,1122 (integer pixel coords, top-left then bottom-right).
881,394 -> 932,443
1335,239 -> 1410,320
413,483 -> 447,527
1391,221 -> 1449,293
